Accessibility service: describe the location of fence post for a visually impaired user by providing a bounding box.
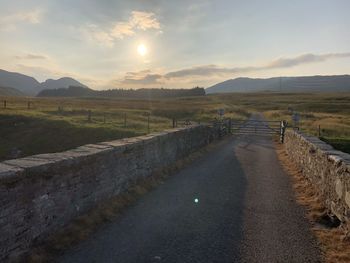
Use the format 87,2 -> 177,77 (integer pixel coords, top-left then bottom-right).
318,125 -> 321,137
27,101 -> 31,110
3,100 -> 6,109
220,119 -> 224,137
87,110 -> 92,122
172,118 -> 175,128
147,115 -> 150,133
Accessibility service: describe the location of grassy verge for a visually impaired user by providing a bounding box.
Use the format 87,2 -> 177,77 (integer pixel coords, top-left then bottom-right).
276,141 -> 350,263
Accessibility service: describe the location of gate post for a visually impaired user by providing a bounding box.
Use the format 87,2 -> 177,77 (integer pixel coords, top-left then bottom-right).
280,120 -> 286,143
228,118 -> 232,134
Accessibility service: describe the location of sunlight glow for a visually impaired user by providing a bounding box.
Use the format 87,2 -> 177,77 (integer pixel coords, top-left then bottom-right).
137,44 -> 147,56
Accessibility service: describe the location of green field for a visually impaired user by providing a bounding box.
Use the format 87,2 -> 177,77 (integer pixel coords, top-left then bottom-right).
0,95 -> 248,161
0,92 -> 349,161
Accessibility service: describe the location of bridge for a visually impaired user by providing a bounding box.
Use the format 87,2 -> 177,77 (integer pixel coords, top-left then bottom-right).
57,114 -> 320,262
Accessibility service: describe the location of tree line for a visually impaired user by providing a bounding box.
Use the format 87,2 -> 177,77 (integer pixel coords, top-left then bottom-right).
37,86 -> 206,98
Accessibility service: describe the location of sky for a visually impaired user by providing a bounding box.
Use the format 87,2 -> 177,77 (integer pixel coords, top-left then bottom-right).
0,0 -> 349,89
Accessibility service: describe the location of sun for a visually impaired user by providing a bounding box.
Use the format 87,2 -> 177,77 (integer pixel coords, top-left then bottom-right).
137,44 -> 147,56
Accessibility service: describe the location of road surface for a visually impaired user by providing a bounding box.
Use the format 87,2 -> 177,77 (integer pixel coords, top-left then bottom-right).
59,116 -> 321,263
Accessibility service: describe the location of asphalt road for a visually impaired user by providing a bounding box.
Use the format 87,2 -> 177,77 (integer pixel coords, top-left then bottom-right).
59,116 -> 321,263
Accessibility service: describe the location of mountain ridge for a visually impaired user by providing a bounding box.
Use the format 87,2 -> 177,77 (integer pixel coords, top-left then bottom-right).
206,75 -> 350,93
0,69 -> 40,95
38,77 -> 88,91
0,69 -> 87,96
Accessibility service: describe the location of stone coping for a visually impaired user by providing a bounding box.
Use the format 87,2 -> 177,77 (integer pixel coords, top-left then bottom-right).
0,125 -> 203,184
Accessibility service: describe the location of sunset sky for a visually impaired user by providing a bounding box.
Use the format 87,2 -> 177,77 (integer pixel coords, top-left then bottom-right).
0,0 -> 349,89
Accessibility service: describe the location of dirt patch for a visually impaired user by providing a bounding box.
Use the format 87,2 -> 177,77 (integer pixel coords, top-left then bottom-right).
275,141 -> 350,263
23,138 -> 227,263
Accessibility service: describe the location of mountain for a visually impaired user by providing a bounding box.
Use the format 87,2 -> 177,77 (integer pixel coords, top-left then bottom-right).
0,86 -> 24,96
0,69 -> 40,95
38,77 -> 88,91
206,75 -> 350,94
0,69 -> 89,96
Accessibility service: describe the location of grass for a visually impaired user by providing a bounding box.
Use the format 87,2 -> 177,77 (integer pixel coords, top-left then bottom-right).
212,92 -> 350,153
0,92 -> 349,161
251,93 -> 350,153
0,95 -> 248,161
0,114 -> 139,160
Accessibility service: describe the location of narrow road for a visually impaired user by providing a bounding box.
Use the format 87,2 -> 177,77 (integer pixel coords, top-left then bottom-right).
59,116 -> 321,263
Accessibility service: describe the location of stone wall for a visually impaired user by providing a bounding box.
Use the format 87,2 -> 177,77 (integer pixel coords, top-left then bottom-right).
284,130 -> 350,227
0,124 -> 223,261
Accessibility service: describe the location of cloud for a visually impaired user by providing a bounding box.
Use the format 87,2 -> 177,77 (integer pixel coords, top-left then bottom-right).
112,52 -> 350,88
110,22 -> 134,39
118,70 -> 163,86
164,65 -> 252,78
129,11 -> 161,31
266,53 -> 350,68
85,11 -> 161,45
164,52 -> 350,79
84,24 -> 115,47
0,9 -> 42,31
15,53 -> 47,60
123,74 -> 163,85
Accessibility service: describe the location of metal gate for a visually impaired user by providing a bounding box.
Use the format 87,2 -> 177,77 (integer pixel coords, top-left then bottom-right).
229,119 -> 287,143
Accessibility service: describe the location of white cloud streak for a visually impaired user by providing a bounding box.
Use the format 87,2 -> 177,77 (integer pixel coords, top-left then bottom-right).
0,9 -> 42,31
14,53 -> 47,60
165,53 -> 350,79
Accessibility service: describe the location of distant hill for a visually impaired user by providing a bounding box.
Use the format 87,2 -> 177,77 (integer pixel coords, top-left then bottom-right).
37,86 -> 206,98
0,86 -> 24,96
38,86 -> 94,97
0,69 -> 40,95
38,77 -> 88,91
206,75 -> 350,94
0,69 -> 89,96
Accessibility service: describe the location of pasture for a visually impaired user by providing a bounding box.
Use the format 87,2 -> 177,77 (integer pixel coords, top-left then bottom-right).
0,92 -> 349,161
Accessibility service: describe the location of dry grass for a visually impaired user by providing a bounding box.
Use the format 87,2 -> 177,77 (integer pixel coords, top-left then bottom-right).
275,142 -> 350,263
24,139 -> 223,263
